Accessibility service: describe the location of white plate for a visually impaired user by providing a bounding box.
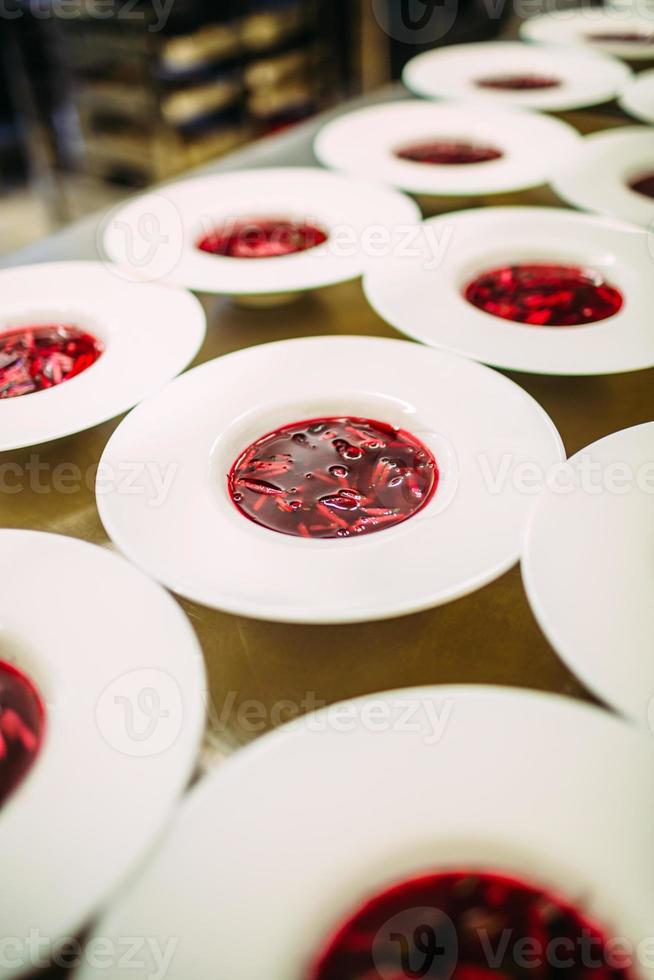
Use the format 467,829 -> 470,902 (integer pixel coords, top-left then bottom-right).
0,262 -> 205,453
101,168 -> 420,295
553,126 -> 654,229
620,67 -> 654,123
0,530 -> 206,980
95,335 -> 564,624
76,685 -> 654,980
523,422 -> 654,726
314,100 -> 581,197
520,9 -> 654,61
363,207 -> 654,376
403,41 -> 632,112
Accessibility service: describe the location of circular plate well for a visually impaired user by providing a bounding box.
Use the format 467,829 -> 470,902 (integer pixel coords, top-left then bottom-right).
363,207 -> 654,376
553,126 -> 654,229
0,262 -> 206,452
96,335 -> 564,624
403,41 -> 632,112
76,685 -> 654,980
101,168 -> 421,295
0,530 -> 206,980
314,100 -> 581,197
520,9 -> 654,61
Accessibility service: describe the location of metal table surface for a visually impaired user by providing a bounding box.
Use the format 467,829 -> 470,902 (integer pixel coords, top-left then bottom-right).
2,86 -> 649,755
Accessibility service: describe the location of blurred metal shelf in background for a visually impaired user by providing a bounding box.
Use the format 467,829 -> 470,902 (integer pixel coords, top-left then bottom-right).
0,0 -> 360,239
44,0 -> 344,184
0,0 -> 510,250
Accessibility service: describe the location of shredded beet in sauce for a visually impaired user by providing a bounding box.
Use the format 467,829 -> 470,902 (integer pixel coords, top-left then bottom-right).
464,263 -> 623,326
0,660 -> 45,808
309,870 -> 633,980
228,416 -> 438,539
586,31 -> 653,43
475,74 -> 562,91
395,140 -> 504,165
0,324 -> 103,400
197,218 -> 328,258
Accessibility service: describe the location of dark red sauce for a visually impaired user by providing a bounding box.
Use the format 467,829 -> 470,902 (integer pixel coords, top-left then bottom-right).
395,140 -> 504,165
464,263 -> 624,326
475,74 -> 562,90
197,218 -> 328,258
228,416 -> 438,539
0,661 -> 45,808
309,870 -> 633,980
0,324 -> 103,400
628,171 -> 654,199
586,31 -> 653,43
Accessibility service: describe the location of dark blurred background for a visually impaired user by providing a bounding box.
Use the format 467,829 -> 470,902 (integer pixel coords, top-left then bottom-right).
0,0 -> 510,254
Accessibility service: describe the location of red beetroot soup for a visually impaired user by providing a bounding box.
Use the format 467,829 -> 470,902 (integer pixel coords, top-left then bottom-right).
395,140 -> 503,165
0,324 -> 103,400
464,263 -> 624,326
0,660 -> 45,808
197,218 -> 328,258
586,31 -> 653,43
228,416 -> 438,539
628,172 -> 654,199
309,870 -> 633,980
475,74 -> 561,90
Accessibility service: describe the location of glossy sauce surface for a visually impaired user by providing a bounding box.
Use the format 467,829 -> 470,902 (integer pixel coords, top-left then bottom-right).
197,218 -> 328,258
395,140 -> 504,165
475,74 -> 562,90
464,264 -> 624,326
586,31 -> 653,43
228,416 -> 438,539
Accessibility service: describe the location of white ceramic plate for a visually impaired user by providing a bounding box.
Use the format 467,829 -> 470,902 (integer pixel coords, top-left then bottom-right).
96,335 -> 564,624
0,530 -> 206,980
553,126 -> 654,229
363,207 -> 654,376
314,100 -> 581,197
101,168 -> 421,295
520,9 -> 654,61
76,685 -> 654,980
620,67 -> 654,123
403,41 -> 632,112
523,422 -> 654,726
0,262 -> 206,452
